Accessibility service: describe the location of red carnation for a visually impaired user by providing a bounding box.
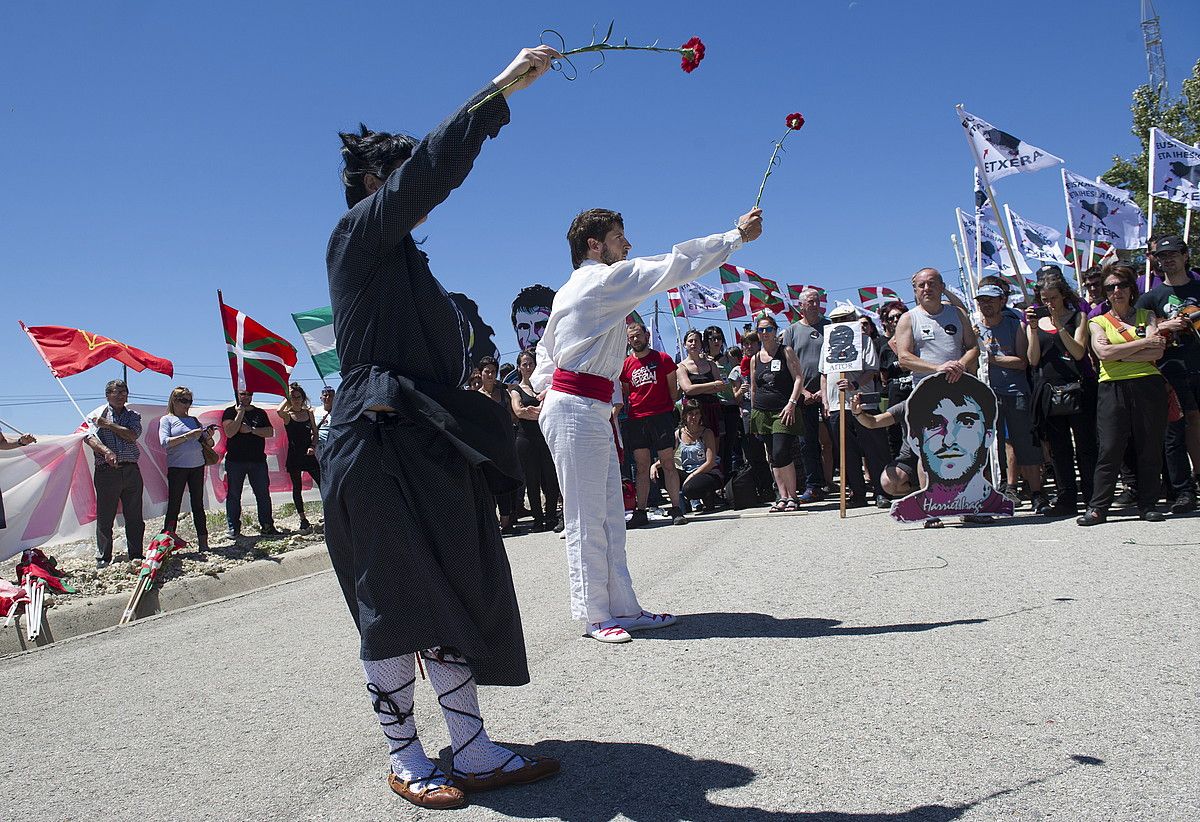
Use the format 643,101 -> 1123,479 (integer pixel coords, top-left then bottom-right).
786,112 -> 805,130
680,36 -> 706,73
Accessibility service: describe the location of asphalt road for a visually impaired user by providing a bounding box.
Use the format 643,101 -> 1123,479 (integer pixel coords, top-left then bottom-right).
2,503 -> 1197,821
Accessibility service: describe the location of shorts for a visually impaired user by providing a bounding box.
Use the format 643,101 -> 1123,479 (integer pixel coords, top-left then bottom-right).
886,433 -> 919,483
749,407 -> 805,437
623,410 -> 678,453
996,393 -> 1042,466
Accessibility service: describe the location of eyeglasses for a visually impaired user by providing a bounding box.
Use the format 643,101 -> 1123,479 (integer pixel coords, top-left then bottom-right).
756,326 -> 776,334
1104,282 -> 1130,293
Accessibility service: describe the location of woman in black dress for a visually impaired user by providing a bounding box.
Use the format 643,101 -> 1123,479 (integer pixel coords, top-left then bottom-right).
320,46 -> 560,809
278,382 -> 319,532
509,349 -> 562,532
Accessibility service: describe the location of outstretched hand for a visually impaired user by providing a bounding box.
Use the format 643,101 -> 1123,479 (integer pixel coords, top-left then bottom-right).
494,46 -> 562,97
736,208 -> 763,243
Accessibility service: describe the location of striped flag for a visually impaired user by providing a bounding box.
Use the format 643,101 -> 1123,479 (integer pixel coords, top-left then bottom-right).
219,291 -> 298,396
720,264 -> 793,318
719,265 -> 750,319
1063,228 -> 1114,269
857,286 -> 901,310
291,306 -> 340,379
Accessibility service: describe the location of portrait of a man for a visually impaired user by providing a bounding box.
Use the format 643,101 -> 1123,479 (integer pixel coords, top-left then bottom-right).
890,372 -> 1013,522
511,284 -> 556,352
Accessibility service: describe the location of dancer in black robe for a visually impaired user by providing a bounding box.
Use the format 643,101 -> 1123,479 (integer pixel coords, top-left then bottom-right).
320,45 -> 560,811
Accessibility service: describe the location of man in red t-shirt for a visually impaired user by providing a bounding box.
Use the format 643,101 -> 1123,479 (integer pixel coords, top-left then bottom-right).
620,323 -> 686,527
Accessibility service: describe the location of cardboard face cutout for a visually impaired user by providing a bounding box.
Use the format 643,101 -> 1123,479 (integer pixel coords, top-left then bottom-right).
889,372 -> 1014,522
511,284 -> 556,352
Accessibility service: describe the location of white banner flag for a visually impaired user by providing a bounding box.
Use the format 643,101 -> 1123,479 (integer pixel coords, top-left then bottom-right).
1006,207 -> 1069,265
1150,127 -> 1200,210
958,209 -> 1031,278
1063,169 -> 1148,249
676,281 -> 724,317
959,108 -> 1064,184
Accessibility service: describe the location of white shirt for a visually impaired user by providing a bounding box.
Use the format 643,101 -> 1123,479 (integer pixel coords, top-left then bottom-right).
532,230 -> 743,392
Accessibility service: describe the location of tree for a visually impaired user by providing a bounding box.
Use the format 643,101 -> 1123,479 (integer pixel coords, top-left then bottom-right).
1102,58 -> 1200,246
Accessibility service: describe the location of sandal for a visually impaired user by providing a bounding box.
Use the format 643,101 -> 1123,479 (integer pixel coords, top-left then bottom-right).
782,499 -> 799,512
769,499 -> 789,512
923,517 -> 944,529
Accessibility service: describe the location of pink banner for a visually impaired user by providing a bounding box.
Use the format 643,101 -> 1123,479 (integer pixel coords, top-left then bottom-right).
0,404 -> 318,561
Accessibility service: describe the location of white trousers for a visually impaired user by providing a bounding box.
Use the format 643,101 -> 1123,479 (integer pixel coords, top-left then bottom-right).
539,389 -> 642,623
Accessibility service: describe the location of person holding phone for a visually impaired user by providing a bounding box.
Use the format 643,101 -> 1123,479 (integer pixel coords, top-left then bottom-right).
160,386 -> 213,551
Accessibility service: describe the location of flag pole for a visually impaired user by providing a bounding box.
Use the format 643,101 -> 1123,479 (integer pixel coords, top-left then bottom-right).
951,233 -> 973,302
1146,129 -> 1157,291
0,416 -> 28,437
955,209 -> 979,295
1187,142 -> 1199,245
838,385 -> 847,519
956,105 -> 1030,303
217,289 -> 245,396
1060,169 -> 1082,281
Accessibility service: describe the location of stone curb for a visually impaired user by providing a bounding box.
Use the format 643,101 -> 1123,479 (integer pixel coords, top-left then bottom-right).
0,543 -> 333,658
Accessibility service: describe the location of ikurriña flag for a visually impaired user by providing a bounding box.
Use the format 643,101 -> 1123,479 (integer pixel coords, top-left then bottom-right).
19,322 -> 174,379
219,291 -> 298,397
857,286 -> 901,310
959,108 -> 1064,184
787,285 -> 828,314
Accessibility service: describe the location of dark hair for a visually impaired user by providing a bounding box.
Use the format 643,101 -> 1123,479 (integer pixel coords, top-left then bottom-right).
680,399 -> 705,421
338,124 -> 419,208
879,301 -> 907,320
859,315 -> 879,338
105,379 -> 128,394
567,209 -> 623,268
726,345 -> 743,359
906,374 -> 997,440
754,314 -> 778,330
740,331 -> 760,346
626,321 -> 648,336
1101,262 -> 1141,300
1036,271 -> 1080,309
288,382 -> 310,404
683,328 -> 705,348
478,356 -> 499,371
516,349 -> 537,368
703,325 -> 726,353
1082,266 -> 1104,285
511,284 -> 557,326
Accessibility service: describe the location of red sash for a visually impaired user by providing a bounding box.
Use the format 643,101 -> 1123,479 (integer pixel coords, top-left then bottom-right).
551,368 -> 615,403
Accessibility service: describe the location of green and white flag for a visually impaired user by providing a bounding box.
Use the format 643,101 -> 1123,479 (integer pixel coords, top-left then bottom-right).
291,306 -> 340,378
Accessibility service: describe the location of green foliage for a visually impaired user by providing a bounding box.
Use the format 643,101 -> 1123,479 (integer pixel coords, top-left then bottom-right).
1102,59 -> 1200,244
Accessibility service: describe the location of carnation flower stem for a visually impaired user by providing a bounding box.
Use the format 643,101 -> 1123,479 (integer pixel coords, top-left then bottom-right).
753,130 -> 793,210
469,44 -> 691,113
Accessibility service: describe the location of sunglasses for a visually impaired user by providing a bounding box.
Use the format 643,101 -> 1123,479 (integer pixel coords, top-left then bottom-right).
1104,282 -> 1130,293
756,327 -> 776,334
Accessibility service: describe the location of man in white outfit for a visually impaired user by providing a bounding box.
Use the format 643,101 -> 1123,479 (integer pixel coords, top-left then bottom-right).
533,207 -> 763,643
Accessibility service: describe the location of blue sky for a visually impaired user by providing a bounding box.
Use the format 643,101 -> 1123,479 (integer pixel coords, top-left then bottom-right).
2,1 -> 1198,433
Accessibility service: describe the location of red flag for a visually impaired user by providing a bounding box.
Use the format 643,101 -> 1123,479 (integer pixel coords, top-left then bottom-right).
20,322 -> 174,379
219,292 -> 298,397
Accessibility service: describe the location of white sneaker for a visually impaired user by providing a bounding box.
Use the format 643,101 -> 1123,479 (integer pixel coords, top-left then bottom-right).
614,611 -> 677,632
586,620 -> 633,643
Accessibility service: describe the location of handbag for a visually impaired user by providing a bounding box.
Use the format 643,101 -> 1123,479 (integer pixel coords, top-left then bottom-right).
201,440 -> 221,467
1045,381 -> 1083,417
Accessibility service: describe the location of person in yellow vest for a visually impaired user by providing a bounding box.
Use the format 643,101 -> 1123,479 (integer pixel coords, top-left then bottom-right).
1078,263 -> 1169,526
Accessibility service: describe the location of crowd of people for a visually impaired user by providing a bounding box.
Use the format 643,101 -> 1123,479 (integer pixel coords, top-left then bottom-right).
466,233 -> 1199,533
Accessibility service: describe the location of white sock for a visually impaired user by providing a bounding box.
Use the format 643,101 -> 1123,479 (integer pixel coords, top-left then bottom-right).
421,648 -> 526,776
362,655 -> 446,789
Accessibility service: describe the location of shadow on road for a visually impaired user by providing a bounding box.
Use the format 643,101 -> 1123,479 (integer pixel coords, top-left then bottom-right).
467,739 -> 1105,822
634,612 -> 986,641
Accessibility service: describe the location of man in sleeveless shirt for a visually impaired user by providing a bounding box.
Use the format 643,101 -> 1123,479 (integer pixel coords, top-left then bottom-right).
893,268 -> 979,388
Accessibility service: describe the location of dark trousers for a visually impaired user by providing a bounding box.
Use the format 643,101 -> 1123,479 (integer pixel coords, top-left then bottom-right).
830,412 -> 891,498
744,432 -> 776,498
1162,373 -> 1199,494
718,404 -> 743,474
516,432 -> 559,521
797,401 -> 825,490
1042,391 -> 1098,508
1090,375 -> 1168,512
165,466 -> 207,536
94,463 -> 144,562
288,461 -> 321,520
681,469 -> 723,503
225,460 -> 274,532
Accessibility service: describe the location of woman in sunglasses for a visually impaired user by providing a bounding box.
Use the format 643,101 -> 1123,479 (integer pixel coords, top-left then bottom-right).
159,386 -> 213,551
1079,263 -> 1168,526
748,315 -> 806,511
